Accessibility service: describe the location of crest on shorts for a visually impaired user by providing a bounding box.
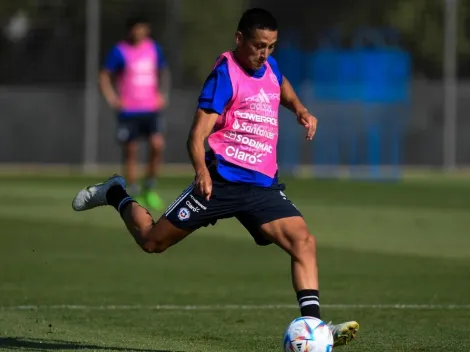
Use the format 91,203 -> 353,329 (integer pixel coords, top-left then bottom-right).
177,207 -> 191,221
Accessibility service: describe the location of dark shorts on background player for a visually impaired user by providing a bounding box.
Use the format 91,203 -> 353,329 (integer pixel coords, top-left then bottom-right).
164,165 -> 302,246
116,112 -> 164,143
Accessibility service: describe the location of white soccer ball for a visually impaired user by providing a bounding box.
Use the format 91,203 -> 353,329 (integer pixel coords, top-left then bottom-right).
283,317 -> 334,352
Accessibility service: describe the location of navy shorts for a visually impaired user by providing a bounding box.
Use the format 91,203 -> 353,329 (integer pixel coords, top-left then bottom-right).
116,112 -> 164,143
165,167 -> 302,246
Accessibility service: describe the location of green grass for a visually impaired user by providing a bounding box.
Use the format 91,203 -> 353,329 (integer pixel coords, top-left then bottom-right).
0,175 -> 469,351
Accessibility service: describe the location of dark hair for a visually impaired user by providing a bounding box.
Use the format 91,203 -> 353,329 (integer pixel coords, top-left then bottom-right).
237,8 -> 278,38
126,15 -> 150,31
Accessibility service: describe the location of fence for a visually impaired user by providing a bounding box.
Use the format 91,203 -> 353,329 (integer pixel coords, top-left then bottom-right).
0,0 -> 468,177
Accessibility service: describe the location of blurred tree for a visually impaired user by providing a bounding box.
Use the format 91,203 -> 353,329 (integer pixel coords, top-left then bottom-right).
181,0 -> 247,85
255,0 -> 470,79
384,0 -> 470,78
331,0 -> 470,78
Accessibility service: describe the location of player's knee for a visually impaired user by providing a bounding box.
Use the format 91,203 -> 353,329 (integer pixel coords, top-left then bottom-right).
292,232 -> 317,259
141,238 -> 169,254
141,231 -> 170,254
151,135 -> 165,152
153,239 -> 169,253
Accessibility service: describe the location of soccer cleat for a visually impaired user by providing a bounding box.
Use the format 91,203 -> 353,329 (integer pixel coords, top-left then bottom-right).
328,320 -> 359,347
72,175 -> 126,211
144,190 -> 165,211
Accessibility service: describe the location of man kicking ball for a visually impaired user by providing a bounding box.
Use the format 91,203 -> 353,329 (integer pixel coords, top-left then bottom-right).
73,8 -> 359,347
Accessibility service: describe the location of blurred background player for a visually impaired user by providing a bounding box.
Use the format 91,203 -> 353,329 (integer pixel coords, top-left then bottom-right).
99,15 -> 171,211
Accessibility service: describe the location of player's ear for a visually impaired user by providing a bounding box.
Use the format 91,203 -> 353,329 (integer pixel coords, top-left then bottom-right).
235,31 -> 243,46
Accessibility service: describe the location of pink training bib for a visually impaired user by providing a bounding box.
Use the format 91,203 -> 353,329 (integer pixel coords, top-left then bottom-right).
116,38 -> 163,112
208,52 -> 281,178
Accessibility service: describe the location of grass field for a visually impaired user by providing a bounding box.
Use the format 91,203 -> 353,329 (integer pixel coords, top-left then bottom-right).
1,174 -> 469,351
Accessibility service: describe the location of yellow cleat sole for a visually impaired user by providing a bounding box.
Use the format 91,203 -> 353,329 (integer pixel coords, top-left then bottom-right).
333,321 -> 360,347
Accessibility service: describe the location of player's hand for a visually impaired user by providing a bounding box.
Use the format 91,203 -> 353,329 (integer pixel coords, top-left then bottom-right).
195,169 -> 212,201
159,94 -> 169,109
297,110 -> 318,141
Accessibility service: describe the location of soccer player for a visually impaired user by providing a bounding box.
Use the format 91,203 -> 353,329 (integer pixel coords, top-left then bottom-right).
74,8 -> 359,347
99,15 -> 170,210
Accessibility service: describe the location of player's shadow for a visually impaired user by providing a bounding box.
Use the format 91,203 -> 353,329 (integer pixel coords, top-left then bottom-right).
0,337 -> 184,352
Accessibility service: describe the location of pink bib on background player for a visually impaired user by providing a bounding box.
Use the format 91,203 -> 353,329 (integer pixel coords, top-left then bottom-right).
116,38 -> 163,112
208,52 -> 281,178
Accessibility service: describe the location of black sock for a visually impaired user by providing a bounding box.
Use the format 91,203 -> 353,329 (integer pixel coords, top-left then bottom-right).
297,289 -> 320,319
106,185 -> 136,217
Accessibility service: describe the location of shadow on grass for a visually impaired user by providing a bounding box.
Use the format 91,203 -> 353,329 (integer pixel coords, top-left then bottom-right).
0,337 -> 183,352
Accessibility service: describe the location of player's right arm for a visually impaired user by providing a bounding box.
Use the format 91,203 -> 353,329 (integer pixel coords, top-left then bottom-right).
99,70 -> 120,110
99,46 -> 125,110
187,109 -> 219,200
155,43 -> 171,108
187,58 -> 233,200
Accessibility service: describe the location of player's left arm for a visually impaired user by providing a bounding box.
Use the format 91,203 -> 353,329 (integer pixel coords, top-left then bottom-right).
280,76 -> 317,140
155,43 -> 171,108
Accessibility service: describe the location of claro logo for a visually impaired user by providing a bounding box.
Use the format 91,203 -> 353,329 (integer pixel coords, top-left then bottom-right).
225,146 -> 262,164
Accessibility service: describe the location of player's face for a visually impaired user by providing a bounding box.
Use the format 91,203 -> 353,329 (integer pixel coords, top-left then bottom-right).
130,23 -> 150,42
236,29 -> 278,71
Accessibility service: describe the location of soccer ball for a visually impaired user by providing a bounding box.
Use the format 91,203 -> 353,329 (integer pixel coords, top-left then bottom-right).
283,317 -> 334,352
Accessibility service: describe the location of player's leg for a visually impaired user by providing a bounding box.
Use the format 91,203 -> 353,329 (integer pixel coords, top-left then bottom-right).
120,202 -> 192,253
142,113 -> 165,210
260,217 -> 359,347
237,187 -> 359,347
147,132 -> 164,182
123,141 -> 140,196
72,174 -> 238,253
116,118 -> 141,197
237,211 -> 320,313
72,175 -> 193,253
261,217 -> 319,291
